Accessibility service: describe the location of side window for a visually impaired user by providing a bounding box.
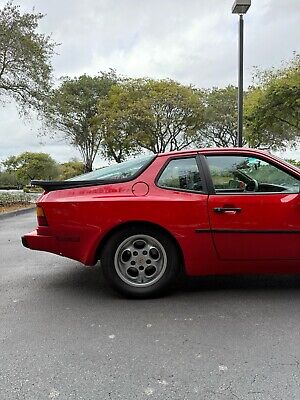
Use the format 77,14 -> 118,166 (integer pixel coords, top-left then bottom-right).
157,157 -> 203,192
206,155 -> 299,194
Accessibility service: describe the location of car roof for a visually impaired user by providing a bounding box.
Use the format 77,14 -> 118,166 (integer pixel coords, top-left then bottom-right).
156,147 -> 299,175
157,147 -> 271,157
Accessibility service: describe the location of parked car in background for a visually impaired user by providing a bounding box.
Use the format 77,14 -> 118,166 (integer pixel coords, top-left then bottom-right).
22,148 -> 300,298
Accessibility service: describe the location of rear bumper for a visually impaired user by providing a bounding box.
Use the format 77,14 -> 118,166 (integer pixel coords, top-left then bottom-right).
21,230 -> 60,255
21,236 -> 29,248
21,230 -> 96,266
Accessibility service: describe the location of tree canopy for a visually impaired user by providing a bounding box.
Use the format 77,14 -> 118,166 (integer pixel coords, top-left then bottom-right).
58,159 -> 85,180
196,85 -> 239,147
135,79 -> 205,153
94,79 -> 144,163
0,170 -> 19,188
0,1 -> 56,111
245,54 -> 300,149
95,78 -> 206,160
42,71 -> 118,171
3,152 -> 59,185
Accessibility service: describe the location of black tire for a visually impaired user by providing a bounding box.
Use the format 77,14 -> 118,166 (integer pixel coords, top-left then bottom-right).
101,226 -> 181,298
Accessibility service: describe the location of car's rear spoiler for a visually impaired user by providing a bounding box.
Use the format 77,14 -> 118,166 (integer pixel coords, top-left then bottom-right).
31,179 -> 120,192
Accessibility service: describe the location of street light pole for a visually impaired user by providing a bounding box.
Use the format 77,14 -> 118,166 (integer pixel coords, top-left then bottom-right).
237,14 -> 244,147
232,0 -> 251,147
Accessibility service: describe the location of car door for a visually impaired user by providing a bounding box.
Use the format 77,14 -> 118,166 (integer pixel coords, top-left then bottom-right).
155,155 -> 217,275
204,153 -> 300,261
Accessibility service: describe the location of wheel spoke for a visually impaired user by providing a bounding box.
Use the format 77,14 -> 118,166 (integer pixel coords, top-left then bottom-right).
137,270 -> 146,284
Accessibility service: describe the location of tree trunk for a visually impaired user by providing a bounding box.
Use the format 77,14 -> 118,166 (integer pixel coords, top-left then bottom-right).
84,161 -> 93,173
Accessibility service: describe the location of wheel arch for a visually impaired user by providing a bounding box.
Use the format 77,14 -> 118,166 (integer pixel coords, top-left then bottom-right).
95,220 -> 185,271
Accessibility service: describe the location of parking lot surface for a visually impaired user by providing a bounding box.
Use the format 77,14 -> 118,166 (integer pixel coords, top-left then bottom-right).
0,210 -> 299,399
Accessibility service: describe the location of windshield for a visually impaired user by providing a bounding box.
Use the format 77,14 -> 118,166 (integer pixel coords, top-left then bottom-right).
68,155 -> 155,181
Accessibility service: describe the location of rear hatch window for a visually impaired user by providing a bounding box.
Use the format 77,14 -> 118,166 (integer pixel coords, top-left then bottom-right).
31,155 -> 155,192
68,155 -> 155,181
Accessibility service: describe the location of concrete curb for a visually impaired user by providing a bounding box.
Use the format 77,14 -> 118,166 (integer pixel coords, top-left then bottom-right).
0,206 -> 35,220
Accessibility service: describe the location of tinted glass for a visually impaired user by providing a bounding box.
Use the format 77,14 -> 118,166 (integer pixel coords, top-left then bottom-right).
206,155 -> 299,193
157,157 -> 203,192
68,155 -> 154,181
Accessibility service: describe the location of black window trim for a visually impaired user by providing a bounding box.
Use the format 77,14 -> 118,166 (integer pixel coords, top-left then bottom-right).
202,153 -> 300,196
198,154 -> 215,194
155,154 -> 208,194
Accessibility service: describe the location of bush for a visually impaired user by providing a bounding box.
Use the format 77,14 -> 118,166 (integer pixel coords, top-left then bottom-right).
58,160 -> 85,180
0,171 -> 19,188
23,185 -> 43,193
0,192 -> 32,207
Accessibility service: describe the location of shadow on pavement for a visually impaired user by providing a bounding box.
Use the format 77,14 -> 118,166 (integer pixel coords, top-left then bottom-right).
43,262 -> 300,300
182,274 -> 300,292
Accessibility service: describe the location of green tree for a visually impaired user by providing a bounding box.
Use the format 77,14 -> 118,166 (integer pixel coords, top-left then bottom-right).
285,159 -> 300,168
92,107 -> 139,163
0,170 -> 19,188
94,80 -> 142,163
96,79 -> 205,158
3,152 -> 59,186
58,159 -> 85,180
196,85 -> 239,147
43,72 -> 118,171
0,1 -> 56,111
136,79 -> 205,153
245,54 -> 300,149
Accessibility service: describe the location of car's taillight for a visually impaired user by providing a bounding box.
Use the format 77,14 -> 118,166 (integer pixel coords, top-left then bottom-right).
36,206 -> 48,226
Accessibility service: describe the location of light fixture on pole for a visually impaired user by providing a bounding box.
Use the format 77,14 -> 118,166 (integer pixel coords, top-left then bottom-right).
232,0 -> 251,147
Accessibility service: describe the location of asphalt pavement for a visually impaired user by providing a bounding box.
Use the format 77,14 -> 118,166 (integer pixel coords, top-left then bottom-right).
0,210 -> 299,400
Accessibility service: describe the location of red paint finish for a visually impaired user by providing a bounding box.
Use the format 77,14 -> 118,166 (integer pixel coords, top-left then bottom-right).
22,148 -> 300,276
208,193 -> 300,261
132,181 -> 149,196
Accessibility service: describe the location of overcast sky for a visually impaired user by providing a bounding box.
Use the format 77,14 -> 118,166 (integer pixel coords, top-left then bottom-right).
0,0 -> 299,166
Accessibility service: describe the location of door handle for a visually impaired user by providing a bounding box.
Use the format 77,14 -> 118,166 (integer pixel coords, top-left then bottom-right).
213,207 -> 242,213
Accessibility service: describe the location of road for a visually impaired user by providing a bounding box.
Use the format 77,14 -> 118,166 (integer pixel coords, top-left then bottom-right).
0,210 -> 299,400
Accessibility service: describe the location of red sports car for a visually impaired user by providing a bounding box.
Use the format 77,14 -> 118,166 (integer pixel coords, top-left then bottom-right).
22,148 -> 300,297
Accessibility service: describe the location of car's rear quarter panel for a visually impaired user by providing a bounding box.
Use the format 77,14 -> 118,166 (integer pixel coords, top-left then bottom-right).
37,155 -> 215,275
39,186 -> 214,275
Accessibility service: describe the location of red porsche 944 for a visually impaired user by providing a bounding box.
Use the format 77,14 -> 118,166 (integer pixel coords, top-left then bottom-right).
22,148 -> 300,297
